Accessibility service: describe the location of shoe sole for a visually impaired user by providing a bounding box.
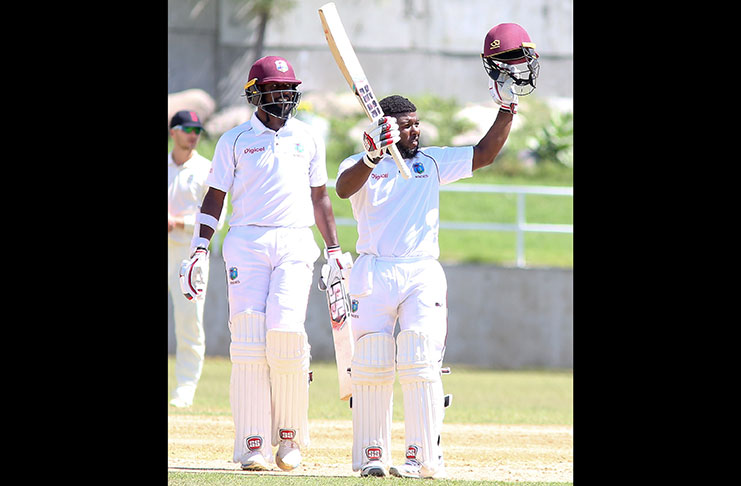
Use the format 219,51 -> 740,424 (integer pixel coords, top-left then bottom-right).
241,462 -> 269,471
361,466 -> 386,477
389,466 -> 420,478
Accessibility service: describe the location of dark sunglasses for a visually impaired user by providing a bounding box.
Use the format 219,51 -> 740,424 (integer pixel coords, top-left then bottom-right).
173,125 -> 202,135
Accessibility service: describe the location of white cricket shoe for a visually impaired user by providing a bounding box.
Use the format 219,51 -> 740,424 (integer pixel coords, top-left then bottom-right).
389,459 -> 422,478
241,451 -> 269,471
169,386 -> 195,408
276,440 -> 301,471
168,396 -> 192,408
420,459 -> 447,479
360,460 -> 387,477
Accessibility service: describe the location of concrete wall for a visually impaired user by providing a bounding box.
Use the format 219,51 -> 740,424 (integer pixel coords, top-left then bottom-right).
167,252 -> 573,369
168,0 -> 573,109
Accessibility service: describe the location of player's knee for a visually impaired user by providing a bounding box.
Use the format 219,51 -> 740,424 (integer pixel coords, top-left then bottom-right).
351,332 -> 395,385
265,329 -> 311,372
396,329 -> 441,384
229,311 -> 267,365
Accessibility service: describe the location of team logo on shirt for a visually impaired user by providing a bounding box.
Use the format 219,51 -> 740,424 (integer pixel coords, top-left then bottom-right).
351,299 -> 358,312
228,267 -> 240,284
295,142 -> 304,153
412,160 -> 429,178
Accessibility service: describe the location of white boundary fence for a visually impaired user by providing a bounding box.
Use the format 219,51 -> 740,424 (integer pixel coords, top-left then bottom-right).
327,180 -> 573,267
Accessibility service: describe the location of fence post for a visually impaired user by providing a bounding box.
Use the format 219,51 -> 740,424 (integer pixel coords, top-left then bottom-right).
516,193 -> 526,267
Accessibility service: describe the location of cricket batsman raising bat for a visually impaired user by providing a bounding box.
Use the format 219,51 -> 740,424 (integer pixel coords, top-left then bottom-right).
318,246 -> 354,400
327,15 -> 539,478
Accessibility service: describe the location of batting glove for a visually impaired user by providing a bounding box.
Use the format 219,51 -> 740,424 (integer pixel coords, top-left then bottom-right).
488,72 -> 519,114
362,116 -> 400,167
179,247 -> 208,301
325,245 -> 353,281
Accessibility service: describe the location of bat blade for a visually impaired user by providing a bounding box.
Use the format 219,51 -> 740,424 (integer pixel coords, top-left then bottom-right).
320,264 -> 354,401
318,2 -> 412,180
331,316 -> 354,401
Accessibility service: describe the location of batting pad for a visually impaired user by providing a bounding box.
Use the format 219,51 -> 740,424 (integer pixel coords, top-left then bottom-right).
229,311 -> 272,463
396,329 -> 446,477
351,332 -> 395,471
266,329 -> 311,449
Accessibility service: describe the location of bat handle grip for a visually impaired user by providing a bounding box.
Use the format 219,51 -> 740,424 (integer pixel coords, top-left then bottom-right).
388,143 -> 412,179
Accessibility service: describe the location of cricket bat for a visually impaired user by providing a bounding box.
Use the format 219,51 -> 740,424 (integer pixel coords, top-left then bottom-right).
319,265 -> 354,401
318,2 -> 413,180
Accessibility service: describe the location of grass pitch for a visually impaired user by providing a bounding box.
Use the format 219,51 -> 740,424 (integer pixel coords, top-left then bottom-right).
168,357 -> 572,485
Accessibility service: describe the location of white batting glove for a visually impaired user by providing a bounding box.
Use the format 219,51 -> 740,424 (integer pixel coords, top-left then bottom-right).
318,246 -> 353,328
318,246 -> 353,289
179,247 -> 208,301
488,72 -> 519,114
326,245 -> 353,281
362,116 -> 400,167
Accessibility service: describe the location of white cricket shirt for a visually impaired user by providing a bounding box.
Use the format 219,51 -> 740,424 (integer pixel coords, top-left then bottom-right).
168,149 -> 213,245
337,146 -> 473,259
206,113 -> 327,228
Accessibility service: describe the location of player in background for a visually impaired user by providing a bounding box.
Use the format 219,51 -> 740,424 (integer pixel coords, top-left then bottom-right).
334,23 -> 539,479
179,55 -> 348,472
168,110 -> 225,408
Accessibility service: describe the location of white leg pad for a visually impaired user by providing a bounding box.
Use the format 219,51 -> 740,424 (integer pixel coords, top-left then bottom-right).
351,332 -> 396,471
266,329 -> 311,449
396,329 -> 446,478
229,311 -> 272,464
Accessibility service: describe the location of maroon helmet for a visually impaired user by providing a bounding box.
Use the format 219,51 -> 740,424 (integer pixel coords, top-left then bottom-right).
244,56 -> 302,119
481,23 -> 539,96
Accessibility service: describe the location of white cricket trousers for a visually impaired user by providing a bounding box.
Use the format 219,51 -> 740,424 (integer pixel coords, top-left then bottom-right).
222,225 -> 320,331
168,241 -> 208,398
349,256 -> 449,358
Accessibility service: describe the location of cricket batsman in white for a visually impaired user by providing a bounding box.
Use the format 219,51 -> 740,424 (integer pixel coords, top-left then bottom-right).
179,55 -> 351,472
334,23 -> 539,479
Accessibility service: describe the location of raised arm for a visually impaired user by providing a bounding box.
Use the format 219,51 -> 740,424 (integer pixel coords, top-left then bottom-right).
471,109 -> 513,171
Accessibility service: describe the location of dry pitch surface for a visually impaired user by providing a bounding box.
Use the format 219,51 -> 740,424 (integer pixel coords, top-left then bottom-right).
168,415 -> 573,482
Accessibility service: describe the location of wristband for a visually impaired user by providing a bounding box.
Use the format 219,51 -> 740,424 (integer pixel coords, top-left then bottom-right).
190,237 -> 210,253
325,245 -> 341,259
196,212 -> 219,231
363,153 -> 378,169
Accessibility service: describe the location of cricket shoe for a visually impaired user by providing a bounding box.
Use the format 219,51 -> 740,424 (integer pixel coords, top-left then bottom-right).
168,396 -> 191,408
276,440 -> 301,471
389,459 -> 422,478
241,451 -> 269,471
169,385 -> 195,408
420,458 -> 447,479
360,460 -> 387,477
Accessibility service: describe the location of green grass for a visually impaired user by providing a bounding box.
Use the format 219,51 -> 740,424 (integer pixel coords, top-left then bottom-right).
168,357 -> 573,425
169,471 -> 572,486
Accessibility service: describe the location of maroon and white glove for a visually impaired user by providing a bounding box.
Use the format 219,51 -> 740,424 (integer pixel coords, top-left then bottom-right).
179,247 -> 208,301
362,116 -> 400,167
